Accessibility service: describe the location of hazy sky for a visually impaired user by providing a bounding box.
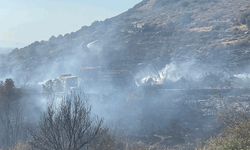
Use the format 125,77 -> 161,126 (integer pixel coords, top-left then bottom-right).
0,0 -> 142,48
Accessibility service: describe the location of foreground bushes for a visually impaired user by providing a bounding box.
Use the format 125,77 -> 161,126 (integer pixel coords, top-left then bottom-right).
29,94 -> 103,150
198,96 -> 250,150
4,142 -> 31,150
3,139 -> 169,150
1,92 -> 170,150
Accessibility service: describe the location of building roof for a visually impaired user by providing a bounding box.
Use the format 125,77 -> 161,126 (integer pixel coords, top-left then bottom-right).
60,74 -> 72,77
79,67 -> 102,70
60,76 -> 78,80
64,76 -> 77,79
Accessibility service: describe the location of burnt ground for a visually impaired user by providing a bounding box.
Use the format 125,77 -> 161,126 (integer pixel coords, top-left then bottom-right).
91,88 -> 250,149
2,0 -> 250,149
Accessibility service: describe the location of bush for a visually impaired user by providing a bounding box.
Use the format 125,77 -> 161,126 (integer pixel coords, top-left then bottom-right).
29,94 -> 103,150
233,37 -> 250,47
179,13 -> 193,25
153,0 -> 180,7
198,95 -> 250,149
42,78 -> 63,100
0,79 -> 27,148
5,141 -> 31,150
238,10 -> 250,25
193,0 -> 219,4
48,35 -> 56,42
246,16 -> 250,30
181,1 -> 190,7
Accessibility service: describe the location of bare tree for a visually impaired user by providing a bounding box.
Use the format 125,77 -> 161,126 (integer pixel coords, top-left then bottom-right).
29,94 -> 103,150
0,104 -> 26,148
0,79 -> 27,148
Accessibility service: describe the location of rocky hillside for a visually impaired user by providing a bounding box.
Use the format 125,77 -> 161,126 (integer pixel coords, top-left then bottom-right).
1,0 -> 250,80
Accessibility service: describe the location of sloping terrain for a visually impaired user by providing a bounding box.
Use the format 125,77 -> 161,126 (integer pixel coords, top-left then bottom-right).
2,1 -> 250,148
1,0 -> 250,80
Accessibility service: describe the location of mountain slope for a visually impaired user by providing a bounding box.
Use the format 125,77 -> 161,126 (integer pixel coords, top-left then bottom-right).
1,0 -> 250,80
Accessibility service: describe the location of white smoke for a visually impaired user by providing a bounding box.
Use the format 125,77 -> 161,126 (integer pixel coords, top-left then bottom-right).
137,59 -> 202,86
234,73 -> 250,79
87,40 -> 102,54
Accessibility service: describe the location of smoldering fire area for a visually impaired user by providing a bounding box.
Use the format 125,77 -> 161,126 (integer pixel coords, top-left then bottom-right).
2,0 -> 250,149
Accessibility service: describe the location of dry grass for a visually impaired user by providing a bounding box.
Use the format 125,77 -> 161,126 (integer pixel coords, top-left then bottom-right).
197,95 -> 250,150
1,141 -> 32,150
190,26 -> 213,32
89,130 -> 171,150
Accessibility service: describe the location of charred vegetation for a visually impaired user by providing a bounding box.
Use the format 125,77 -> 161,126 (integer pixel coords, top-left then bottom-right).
2,0 -> 250,149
